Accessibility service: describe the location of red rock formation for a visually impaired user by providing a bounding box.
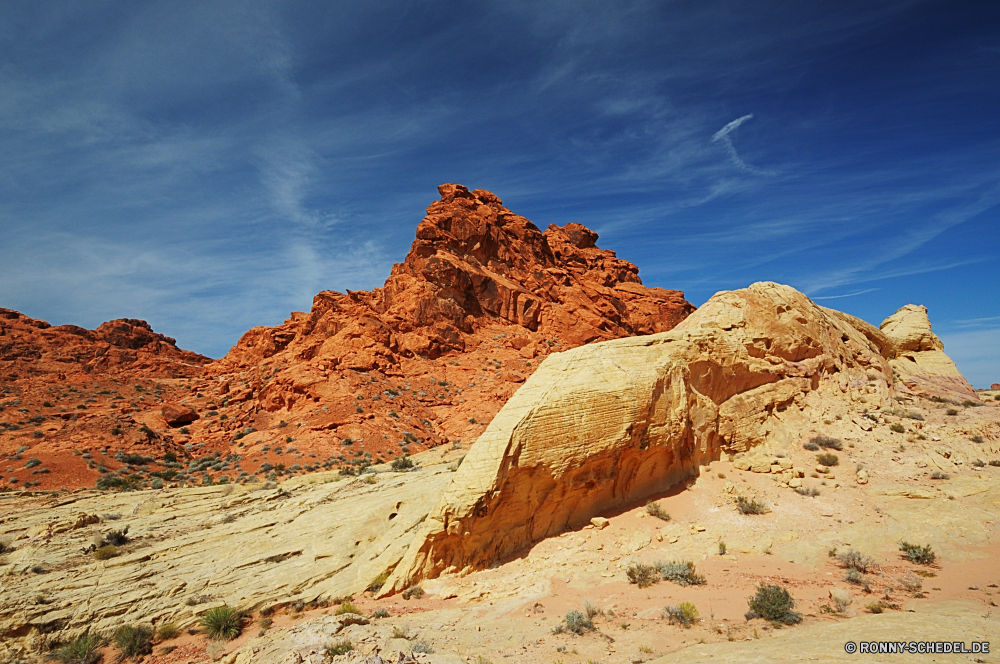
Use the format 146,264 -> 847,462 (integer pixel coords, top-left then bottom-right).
0,309 -> 210,379
0,184 -> 694,492
220,184 -> 693,372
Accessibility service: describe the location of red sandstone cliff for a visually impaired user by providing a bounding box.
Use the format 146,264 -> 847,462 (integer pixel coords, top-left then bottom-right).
0,184 -> 694,491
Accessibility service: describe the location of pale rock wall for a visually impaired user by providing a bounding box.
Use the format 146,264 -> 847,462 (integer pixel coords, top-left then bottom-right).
381,282 -> 897,593
879,304 -> 978,401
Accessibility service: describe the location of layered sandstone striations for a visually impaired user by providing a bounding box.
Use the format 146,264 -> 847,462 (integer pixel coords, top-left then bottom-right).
879,304 -> 978,401
0,309 -> 209,379
382,282 -> 937,592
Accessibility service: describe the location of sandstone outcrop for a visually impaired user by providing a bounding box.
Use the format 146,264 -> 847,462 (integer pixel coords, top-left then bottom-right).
219,184 -> 693,373
160,402 -> 199,426
0,464 -> 454,661
0,309 -> 210,379
879,304 -> 978,401
381,282 -> 911,592
0,184 -> 694,491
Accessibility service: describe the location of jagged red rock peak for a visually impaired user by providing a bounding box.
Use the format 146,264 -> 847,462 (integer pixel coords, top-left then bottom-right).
1,184 -> 694,492
0,308 -> 210,379
220,183 -> 693,371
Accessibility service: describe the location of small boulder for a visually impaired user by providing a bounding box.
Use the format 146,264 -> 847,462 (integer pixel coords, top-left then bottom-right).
856,469 -> 869,484
161,402 -> 199,427
590,517 -> 610,529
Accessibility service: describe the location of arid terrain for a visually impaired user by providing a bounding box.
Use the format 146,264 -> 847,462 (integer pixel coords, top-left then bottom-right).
1,185 -> 998,664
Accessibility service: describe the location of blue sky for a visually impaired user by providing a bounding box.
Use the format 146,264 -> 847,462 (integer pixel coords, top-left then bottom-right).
1,1 -> 998,386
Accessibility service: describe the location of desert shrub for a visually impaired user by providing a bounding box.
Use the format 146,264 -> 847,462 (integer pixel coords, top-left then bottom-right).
371,607 -> 390,619
94,545 -> 119,560
325,640 -> 353,656
582,600 -> 603,620
645,501 -> 670,521
96,474 -> 138,491
155,623 -> 179,641
971,434 -> 985,443
990,460 -> 1000,467
832,592 -> 852,613
335,600 -> 360,615
200,605 -> 244,640
889,423 -> 905,433
845,569 -> 865,585
930,471 -> 950,480
367,571 -> 388,593
899,572 -> 923,593
810,435 -> 843,450
554,609 -> 594,635
737,496 -> 769,515
391,455 -> 414,471
973,459 -> 986,468
113,624 -> 153,660
662,602 -> 699,627
816,452 -> 839,467
49,632 -> 103,664
903,411 -> 924,420
946,408 -> 958,416
0,538 -> 13,555
402,585 -> 424,600
866,601 -> 886,614
837,549 -> 878,573
103,527 -> 129,546
391,626 -> 410,639
802,440 -> 819,451
899,541 -> 935,565
412,641 -> 434,654
746,584 -> 802,625
657,561 -> 705,586
626,562 -> 659,588
962,400 -> 983,407
718,541 -> 727,555
150,478 -> 164,490
25,457 -> 42,468
794,486 -> 820,497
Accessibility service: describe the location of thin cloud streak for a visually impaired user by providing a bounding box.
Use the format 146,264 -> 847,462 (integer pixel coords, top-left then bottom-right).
711,114 -> 776,176
811,288 -> 879,300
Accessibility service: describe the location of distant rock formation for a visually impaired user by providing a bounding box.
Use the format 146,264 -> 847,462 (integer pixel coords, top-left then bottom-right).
880,304 -> 978,402
382,283 -> 972,592
0,309 -> 209,379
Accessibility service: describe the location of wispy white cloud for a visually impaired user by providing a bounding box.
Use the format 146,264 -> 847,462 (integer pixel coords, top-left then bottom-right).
711,114 -> 776,176
811,288 -> 879,301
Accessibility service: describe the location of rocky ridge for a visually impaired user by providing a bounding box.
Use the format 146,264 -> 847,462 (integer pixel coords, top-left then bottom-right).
0,309 -> 209,379
1,184 -> 694,493
381,283 -> 982,592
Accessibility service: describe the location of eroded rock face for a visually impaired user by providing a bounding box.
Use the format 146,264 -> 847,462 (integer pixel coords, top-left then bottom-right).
218,184 -> 694,371
880,305 -> 978,401
0,185 -> 694,492
382,282 -> 904,592
0,309 -> 210,379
